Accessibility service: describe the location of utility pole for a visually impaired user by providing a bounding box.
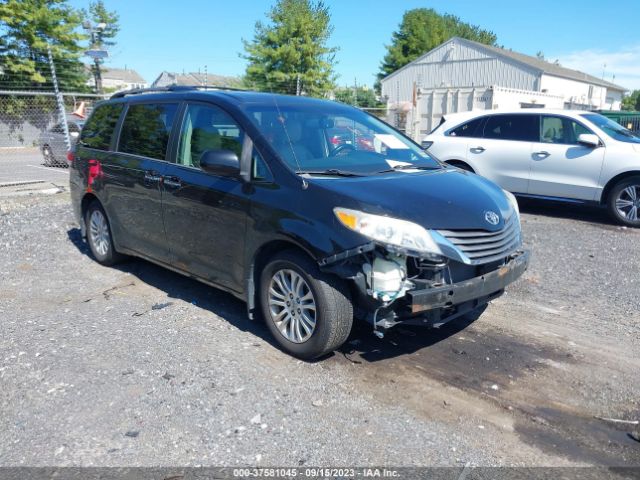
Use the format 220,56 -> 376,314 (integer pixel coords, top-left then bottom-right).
296,73 -> 301,96
83,21 -> 108,94
204,65 -> 208,88
353,78 -> 358,107
47,42 -> 71,152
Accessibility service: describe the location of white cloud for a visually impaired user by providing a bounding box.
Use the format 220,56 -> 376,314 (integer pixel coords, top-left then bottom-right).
548,45 -> 640,92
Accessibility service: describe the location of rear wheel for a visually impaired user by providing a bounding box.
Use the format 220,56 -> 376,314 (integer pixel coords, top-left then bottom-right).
607,176 -> 640,227
260,250 -> 353,360
42,146 -> 54,167
85,201 -> 125,265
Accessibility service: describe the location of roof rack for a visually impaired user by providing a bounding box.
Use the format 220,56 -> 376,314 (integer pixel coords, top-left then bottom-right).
110,84 -> 247,99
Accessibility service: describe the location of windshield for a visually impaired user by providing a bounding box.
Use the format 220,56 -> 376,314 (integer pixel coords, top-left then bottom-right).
581,113 -> 640,144
244,100 -> 441,175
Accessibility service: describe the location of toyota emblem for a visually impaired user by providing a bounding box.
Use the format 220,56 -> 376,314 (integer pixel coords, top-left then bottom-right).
484,211 -> 500,226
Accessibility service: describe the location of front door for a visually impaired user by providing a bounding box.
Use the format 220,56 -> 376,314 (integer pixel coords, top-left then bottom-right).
528,114 -> 606,200
103,102 -> 179,262
161,102 -> 249,292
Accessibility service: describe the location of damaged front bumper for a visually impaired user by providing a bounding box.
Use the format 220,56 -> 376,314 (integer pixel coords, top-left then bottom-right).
406,250 -> 530,314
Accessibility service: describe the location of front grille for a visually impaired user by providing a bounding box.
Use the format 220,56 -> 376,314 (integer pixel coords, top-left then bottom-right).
438,216 -> 521,264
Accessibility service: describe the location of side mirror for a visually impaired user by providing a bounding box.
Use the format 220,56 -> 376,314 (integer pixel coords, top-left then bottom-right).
200,149 -> 240,177
577,133 -> 600,148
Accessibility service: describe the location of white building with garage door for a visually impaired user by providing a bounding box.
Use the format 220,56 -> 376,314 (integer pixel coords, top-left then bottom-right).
380,37 -> 627,140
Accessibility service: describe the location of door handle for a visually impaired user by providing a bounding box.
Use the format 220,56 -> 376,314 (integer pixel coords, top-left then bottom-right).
533,151 -> 550,158
143,170 -> 163,183
162,175 -> 182,189
470,146 -> 485,153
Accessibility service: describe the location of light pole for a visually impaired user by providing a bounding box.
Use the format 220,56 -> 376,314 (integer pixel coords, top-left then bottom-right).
83,21 -> 108,94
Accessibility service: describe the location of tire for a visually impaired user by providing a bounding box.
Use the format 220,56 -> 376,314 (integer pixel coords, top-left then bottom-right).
42,146 -> 54,167
259,250 -> 353,360
85,201 -> 125,265
607,176 -> 640,227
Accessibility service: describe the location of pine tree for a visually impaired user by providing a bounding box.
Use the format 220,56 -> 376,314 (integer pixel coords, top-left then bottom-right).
0,0 -> 88,91
242,0 -> 337,97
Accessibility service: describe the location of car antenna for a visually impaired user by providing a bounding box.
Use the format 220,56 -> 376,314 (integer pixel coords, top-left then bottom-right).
268,79 -> 308,190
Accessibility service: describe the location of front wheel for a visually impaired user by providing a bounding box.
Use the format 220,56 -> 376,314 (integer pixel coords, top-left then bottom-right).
260,250 -> 353,360
607,176 -> 640,227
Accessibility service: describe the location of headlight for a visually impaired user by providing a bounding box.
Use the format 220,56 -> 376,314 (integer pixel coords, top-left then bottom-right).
503,190 -> 520,220
334,207 -> 442,255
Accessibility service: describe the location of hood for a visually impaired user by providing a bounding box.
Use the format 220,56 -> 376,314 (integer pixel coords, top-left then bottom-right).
308,168 -> 514,231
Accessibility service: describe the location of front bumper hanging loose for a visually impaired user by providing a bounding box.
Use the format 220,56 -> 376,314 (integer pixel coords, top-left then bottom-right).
406,250 -> 530,314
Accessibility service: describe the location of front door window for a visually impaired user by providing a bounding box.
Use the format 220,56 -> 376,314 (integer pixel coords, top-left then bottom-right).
177,104 -> 244,168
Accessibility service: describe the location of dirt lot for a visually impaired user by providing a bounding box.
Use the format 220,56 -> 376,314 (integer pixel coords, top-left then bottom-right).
0,191 -> 638,470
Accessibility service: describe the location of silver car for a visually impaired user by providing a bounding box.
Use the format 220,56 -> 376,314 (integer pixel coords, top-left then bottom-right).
39,118 -> 83,167
424,109 -> 640,227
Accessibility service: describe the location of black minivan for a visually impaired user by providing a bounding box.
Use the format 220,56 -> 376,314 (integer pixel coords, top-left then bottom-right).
70,86 -> 529,359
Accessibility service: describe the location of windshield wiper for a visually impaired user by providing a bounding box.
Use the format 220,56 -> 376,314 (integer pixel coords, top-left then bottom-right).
376,164 -> 441,174
296,169 -> 363,177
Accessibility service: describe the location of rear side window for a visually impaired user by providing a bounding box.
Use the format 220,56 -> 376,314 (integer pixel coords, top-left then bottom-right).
79,103 -> 123,150
483,114 -> 538,141
449,117 -> 485,137
118,103 -> 179,160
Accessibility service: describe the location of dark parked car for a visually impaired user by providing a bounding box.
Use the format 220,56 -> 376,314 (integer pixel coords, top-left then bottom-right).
39,118 -> 83,167
70,86 -> 529,359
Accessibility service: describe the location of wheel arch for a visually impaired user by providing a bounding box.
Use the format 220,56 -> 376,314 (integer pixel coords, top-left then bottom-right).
246,239 -> 318,320
445,159 -> 475,173
80,192 -> 100,236
600,170 -> 640,204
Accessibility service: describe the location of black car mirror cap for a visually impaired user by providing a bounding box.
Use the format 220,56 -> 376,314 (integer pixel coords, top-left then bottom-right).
200,149 -> 241,177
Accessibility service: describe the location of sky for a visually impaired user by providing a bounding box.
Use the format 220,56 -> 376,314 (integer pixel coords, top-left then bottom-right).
69,0 -> 640,91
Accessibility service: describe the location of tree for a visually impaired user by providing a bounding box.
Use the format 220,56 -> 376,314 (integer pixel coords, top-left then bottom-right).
622,90 -> 640,111
242,0 -> 338,97
0,0 -> 88,90
377,8 -> 497,87
81,0 -> 120,92
334,85 -> 383,108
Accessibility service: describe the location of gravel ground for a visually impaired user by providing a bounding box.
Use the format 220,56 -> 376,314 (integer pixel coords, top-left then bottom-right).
0,192 -> 638,469
512,198 -> 640,343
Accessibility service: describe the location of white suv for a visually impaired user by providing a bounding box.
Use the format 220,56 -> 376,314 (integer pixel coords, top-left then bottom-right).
423,109 -> 640,226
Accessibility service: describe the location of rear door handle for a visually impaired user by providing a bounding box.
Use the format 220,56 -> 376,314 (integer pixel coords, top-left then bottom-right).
162,175 -> 182,189
533,151 -> 550,158
470,146 -> 485,153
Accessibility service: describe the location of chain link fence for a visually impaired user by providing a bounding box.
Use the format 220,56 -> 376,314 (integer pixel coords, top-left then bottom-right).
0,91 -> 107,186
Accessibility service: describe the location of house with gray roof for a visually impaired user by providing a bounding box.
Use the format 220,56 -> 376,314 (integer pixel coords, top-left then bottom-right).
380,37 -> 627,137
86,67 -> 147,92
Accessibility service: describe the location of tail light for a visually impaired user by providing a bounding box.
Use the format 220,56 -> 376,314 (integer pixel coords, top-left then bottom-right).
66,150 -> 75,164
87,159 -> 103,188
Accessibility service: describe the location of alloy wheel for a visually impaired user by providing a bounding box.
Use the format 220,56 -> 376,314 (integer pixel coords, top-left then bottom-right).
615,184 -> 640,222
89,209 -> 110,257
268,269 -> 317,343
